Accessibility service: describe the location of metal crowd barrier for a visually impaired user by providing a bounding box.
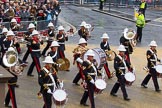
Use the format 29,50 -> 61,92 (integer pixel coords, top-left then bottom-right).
1,19 -> 55,32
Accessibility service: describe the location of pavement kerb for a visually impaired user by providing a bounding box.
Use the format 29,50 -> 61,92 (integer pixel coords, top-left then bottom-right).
92,8 -> 136,23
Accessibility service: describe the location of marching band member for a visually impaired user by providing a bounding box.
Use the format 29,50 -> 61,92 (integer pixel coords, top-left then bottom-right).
4,47 -> 18,108
100,33 -> 112,79
47,41 -> 60,62
56,25 -> 68,59
80,49 -> 96,108
21,23 -> 36,65
27,30 -> 41,76
10,18 -> 21,54
78,21 -> 89,41
42,22 -> 55,57
72,38 -> 88,86
38,56 -> 61,108
141,40 -> 161,92
120,28 -> 133,63
0,28 -> 8,64
110,45 -> 132,101
10,18 -> 20,31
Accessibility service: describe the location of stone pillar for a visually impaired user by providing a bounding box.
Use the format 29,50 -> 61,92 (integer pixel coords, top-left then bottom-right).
0,66 -> 13,108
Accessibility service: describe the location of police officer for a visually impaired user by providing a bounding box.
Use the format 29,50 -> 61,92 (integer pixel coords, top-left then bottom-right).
72,38 -> 88,86
110,45 -> 132,101
27,30 -> 41,76
80,49 -> 96,108
100,33 -> 112,79
42,22 -> 55,56
120,28 -> 135,63
136,11 -> 145,42
99,0 -> 104,10
38,56 -> 61,108
78,21 -> 89,41
21,23 -> 35,64
56,26 -> 68,59
139,0 -> 147,17
141,40 -> 161,92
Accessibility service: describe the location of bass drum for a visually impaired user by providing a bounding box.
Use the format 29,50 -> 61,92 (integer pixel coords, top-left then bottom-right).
83,48 -> 107,69
53,89 -> 67,106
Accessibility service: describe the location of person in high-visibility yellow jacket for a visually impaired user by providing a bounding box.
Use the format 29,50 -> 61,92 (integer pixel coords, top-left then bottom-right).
136,11 -> 145,42
139,0 -> 147,17
99,0 -> 105,10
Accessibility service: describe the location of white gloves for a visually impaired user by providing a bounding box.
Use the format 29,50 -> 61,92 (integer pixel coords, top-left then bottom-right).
47,89 -> 52,94
90,79 -> 95,84
59,81 -> 64,89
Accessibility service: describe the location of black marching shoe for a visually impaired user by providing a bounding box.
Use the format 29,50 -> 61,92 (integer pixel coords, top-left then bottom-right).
5,105 -> 12,108
124,97 -> 131,101
110,93 -> 117,97
156,89 -> 161,93
141,83 -> 148,88
73,83 -> 80,86
80,103 -> 89,106
27,74 -> 34,77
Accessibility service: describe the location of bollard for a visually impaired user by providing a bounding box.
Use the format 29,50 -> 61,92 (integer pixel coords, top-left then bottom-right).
0,66 -> 13,108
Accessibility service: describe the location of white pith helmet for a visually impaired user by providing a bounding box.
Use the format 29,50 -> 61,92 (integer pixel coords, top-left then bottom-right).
28,23 -> 35,29
47,22 -> 54,27
11,18 -> 17,23
80,21 -> 86,27
58,26 -> 64,31
117,45 -> 126,52
78,38 -> 87,44
6,30 -> 15,36
50,41 -> 60,47
149,40 -> 157,47
43,56 -> 54,64
86,49 -> 95,56
8,47 -> 15,51
2,28 -> 8,33
31,30 -> 39,36
101,33 -> 109,39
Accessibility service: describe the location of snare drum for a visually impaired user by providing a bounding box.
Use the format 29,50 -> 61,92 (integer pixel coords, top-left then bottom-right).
155,64 -> 162,78
83,48 -> 107,69
53,89 -> 67,105
124,72 -> 135,86
94,79 -> 107,94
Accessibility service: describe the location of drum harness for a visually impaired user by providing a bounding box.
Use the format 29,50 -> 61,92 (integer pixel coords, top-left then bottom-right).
117,55 -> 128,75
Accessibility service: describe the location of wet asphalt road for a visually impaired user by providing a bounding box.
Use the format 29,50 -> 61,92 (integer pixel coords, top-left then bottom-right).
6,5 -> 162,108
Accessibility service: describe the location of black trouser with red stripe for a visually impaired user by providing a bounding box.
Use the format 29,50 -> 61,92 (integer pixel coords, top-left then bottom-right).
103,62 -> 111,78
80,82 -> 95,108
110,75 -> 128,99
27,56 -> 41,75
43,91 -> 52,108
141,68 -> 159,91
22,46 -> 32,62
42,41 -> 52,56
5,84 -> 17,108
73,62 -> 84,84
58,44 -> 65,58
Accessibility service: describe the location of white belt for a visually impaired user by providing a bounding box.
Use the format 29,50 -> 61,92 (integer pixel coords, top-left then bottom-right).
119,67 -> 126,69
125,46 -> 129,48
58,42 -> 65,44
88,73 -> 96,75
32,49 -> 40,52
150,59 -> 156,62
